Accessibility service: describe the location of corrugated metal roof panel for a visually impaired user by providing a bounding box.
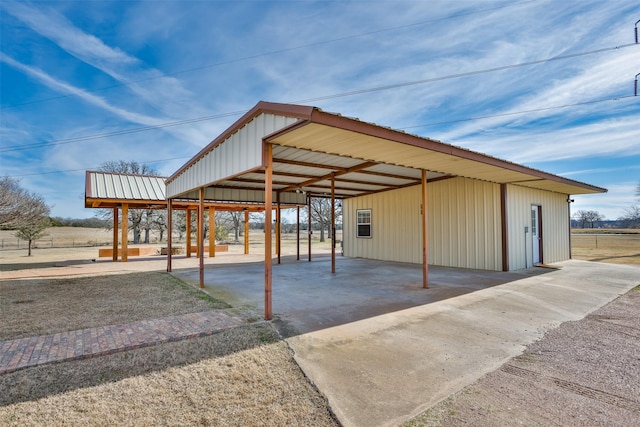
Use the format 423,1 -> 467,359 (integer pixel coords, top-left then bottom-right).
86,171 -> 166,201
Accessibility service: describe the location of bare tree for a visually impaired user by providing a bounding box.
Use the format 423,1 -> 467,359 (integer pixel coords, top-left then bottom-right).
217,211 -> 244,242
618,206 -> 640,229
97,161 -> 159,244
302,197 -> 342,242
573,210 -> 604,229
16,216 -> 50,256
0,176 -> 51,229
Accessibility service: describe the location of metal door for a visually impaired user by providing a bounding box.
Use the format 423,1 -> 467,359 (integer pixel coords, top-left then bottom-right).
531,205 -> 541,265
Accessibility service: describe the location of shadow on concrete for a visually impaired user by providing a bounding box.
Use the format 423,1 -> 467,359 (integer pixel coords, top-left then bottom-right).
0,259 -> 96,272
173,254 -> 554,338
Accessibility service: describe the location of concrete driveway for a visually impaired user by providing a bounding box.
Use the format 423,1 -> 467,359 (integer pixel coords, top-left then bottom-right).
175,256 -> 639,426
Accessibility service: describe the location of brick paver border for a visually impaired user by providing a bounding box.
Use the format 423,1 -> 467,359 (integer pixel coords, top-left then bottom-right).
0,310 -> 244,375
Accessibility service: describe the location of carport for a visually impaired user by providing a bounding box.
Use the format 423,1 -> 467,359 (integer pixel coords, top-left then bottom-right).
165,101 -> 605,321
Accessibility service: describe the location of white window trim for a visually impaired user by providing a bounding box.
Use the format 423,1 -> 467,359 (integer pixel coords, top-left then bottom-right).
356,208 -> 372,238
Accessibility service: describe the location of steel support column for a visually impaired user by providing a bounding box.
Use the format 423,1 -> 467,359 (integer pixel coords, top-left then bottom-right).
421,170 -> 428,288
331,172 -> 336,274
112,207 -> 118,262
121,203 -> 128,263
264,143 -> 273,321
167,199 -> 173,272
198,187 -> 205,288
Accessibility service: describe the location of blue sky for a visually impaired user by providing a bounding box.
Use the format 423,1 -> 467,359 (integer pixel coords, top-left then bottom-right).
1,0 -> 639,220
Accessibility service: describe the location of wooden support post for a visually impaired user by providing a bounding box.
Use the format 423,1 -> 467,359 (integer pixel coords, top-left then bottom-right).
167,199 -> 173,272
186,208 -> 192,258
112,207 -> 118,262
331,172 -> 336,274
296,205 -> 300,261
199,188 -> 205,288
209,206 -> 216,258
421,170 -> 429,289
307,194 -> 312,262
244,210 -> 250,255
264,143 -> 273,321
121,203 -> 128,263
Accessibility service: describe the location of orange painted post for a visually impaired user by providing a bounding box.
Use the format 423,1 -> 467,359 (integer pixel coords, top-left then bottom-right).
209,206 -> 215,258
276,194 -> 281,265
264,143 -> 273,321
167,199 -> 173,272
296,205 -> 300,261
421,170 -> 429,289
307,194 -> 312,262
186,209 -> 192,258
112,207 -> 118,262
199,188 -> 205,288
244,210 -> 249,255
331,172 -> 336,274
121,203 -> 128,262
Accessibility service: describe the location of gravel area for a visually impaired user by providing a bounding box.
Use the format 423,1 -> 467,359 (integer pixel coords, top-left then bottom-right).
407,287 -> 640,426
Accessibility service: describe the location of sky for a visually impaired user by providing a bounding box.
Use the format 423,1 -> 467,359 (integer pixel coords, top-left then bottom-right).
1,0 -> 639,221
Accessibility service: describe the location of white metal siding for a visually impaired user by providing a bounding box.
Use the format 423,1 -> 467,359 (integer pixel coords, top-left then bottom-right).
343,177 -> 502,270
167,113 -> 299,198
506,184 -> 570,270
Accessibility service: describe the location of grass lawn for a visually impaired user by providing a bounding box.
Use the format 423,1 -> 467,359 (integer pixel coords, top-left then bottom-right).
571,230 -> 640,265
0,272 -> 337,427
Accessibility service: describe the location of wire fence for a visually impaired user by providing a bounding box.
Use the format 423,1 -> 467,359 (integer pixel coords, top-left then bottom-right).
0,238 -> 113,250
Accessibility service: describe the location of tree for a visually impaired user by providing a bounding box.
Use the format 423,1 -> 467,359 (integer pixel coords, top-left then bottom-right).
618,206 -> 640,228
16,216 -> 50,256
573,210 -> 604,229
0,176 -> 50,229
217,211 -> 244,242
97,161 -> 159,244
302,197 -> 342,242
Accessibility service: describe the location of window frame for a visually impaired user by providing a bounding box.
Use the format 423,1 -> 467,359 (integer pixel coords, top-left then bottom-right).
356,208 -> 372,238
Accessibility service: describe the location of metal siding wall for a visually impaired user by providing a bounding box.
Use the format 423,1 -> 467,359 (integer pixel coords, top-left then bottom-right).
506,185 -> 570,270
167,113 -> 298,198
344,177 -> 501,270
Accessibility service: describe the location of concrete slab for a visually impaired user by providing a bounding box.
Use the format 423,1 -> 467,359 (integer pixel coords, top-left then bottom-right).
286,260 -> 639,427
173,254 -> 551,335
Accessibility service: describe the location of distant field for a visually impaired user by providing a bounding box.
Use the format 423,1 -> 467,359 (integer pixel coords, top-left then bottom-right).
571,229 -> 639,265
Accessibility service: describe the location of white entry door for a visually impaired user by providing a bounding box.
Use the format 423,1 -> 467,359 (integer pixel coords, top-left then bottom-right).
531,205 -> 541,265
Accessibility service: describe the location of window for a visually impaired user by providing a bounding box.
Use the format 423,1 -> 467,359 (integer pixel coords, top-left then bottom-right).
356,209 -> 372,238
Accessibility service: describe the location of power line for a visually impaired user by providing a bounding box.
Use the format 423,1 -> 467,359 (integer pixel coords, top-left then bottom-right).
1,42 -> 636,154
8,156 -> 192,178
1,0 -> 537,109
399,95 -> 638,130
293,43 -> 638,104
6,95 -> 637,179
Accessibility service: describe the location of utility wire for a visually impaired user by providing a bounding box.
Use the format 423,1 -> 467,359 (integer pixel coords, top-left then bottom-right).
399,95 -> 637,129
1,42 -> 636,154
1,0 -> 537,109
293,43 -> 638,104
8,156 -> 193,178
5,95 -> 637,179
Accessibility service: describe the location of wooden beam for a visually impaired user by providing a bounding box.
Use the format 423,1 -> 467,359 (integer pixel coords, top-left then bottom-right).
121,203 -> 128,263
209,206 -> 216,258
112,207 -> 118,262
331,172 -> 336,274
264,143 -> 273,321
244,209 -> 250,255
167,199 -> 173,272
199,188 -> 205,288
272,157 -> 349,172
186,208 -> 192,258
421,170 -> 428,289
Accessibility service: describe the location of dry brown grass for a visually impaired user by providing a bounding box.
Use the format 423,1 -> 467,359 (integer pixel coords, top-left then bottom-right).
0,272 -> 228,340
571,232 -> 640,265
0,326 -> 337,426
0,270 -> 337,426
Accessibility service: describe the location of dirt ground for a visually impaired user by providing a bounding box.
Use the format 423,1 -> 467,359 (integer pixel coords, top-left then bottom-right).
406,287 -> 640,426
